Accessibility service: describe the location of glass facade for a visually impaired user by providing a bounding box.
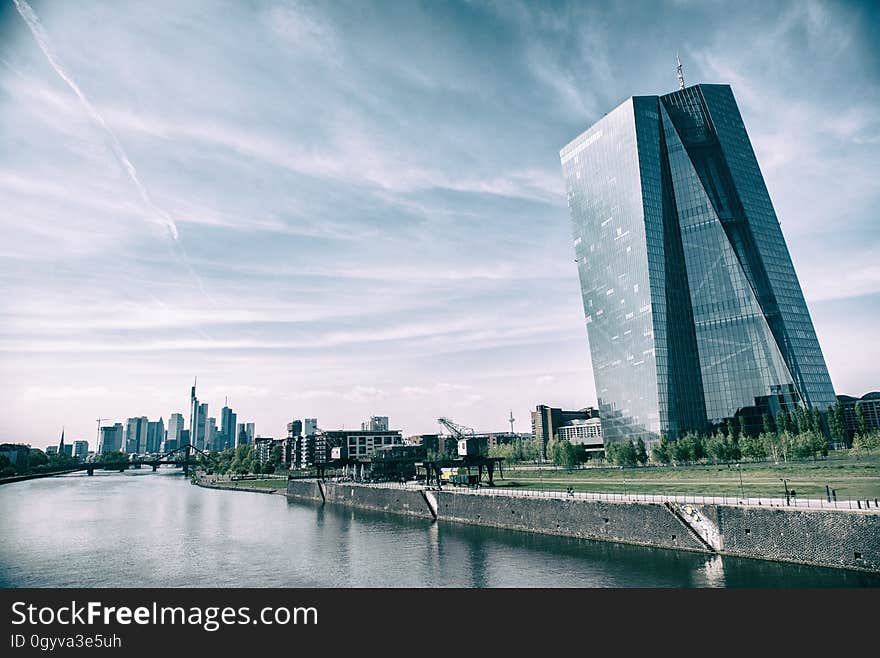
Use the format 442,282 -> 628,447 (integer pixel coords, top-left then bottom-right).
561,84 -> 835,445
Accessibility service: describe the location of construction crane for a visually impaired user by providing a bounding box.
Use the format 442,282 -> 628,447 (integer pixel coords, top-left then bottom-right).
437,417 -> 475,439
95,418 -> 110,451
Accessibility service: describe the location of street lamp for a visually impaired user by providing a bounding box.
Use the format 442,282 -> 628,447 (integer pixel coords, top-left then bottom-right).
736,463 -> 745,502
780,478 -> 790,506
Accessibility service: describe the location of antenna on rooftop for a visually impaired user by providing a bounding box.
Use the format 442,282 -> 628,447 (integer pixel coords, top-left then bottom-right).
676,52 -> 685,90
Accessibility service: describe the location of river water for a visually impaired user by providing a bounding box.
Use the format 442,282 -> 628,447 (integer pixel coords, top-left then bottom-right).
1,469 -> 877,588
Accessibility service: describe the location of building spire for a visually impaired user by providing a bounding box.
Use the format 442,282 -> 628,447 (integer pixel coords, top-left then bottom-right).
676,52 -> 685,90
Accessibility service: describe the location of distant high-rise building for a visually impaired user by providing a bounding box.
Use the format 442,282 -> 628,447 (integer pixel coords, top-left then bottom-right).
164,413 -> 185,452
205,417 -> 217,452
99,423 -> 124,454
146,418 -> 165,454
73,440 -> 89,459
361,416 -> 389,432
220,401 -> 237,452
560,81 -> 836,445
304,418 -> 318,437
125,417 -> 149,454
235,422 -> 254,448
287,420 -> 303,438
195,403 -> 208,450
189,379 -> 209,450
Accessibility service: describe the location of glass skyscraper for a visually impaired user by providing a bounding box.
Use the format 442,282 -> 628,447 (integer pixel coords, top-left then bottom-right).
560,83 -> 835,445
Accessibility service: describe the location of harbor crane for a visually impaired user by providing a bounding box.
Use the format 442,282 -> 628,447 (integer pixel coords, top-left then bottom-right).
437,417 -> 475,439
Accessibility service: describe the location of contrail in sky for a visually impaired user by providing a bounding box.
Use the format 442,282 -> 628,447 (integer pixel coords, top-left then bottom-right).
12,0 -> 179,240
12,0 -> 216,306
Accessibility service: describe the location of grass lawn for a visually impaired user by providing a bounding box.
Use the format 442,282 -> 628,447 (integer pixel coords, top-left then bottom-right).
499,453 -> 880,500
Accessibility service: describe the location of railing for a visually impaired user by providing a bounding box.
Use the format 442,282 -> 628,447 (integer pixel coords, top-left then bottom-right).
316,476 -> 880,512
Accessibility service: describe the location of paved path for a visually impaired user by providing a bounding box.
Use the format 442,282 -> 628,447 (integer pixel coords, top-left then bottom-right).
334,478 -> 880,513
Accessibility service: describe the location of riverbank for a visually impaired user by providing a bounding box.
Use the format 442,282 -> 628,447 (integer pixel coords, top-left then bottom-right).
286,479 -> 880,574
194,475 -> 288,495
0,469 -> 80,486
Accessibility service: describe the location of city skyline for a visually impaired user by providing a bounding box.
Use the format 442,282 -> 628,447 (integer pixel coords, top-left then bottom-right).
1,1 -> 878,449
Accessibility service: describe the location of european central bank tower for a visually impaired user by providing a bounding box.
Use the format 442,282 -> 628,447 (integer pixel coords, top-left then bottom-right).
560,83 -> 835,446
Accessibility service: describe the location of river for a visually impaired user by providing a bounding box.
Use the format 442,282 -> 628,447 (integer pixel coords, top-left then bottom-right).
1,469 -> 877,587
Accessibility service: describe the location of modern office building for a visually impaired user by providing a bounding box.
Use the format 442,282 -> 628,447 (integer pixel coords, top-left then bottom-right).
125,417 -> 149,454
319,429 -> 404,463
146,418 -> 164,454
73,440 -> 89,459
558,418 -> 604,451
560,80 -> 836,446
220,401 -> 237,452
98,423 -> 124,454
304,418 -> 318,437
205,417 -> 217,452
361,416 -> 389,432
189,380 -> 208,450
837,392 -> 880,437
235,422 -> 254,448
253,437 -> 274,464
164,413 -> 185,452
531,405 -> 598,458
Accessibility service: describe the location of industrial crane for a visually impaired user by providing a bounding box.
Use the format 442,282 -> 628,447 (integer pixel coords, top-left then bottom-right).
95,418 -> 110,451
437,417 -> 475,439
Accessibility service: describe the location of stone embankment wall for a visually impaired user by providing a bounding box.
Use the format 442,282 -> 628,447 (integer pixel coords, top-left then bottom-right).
287,480 -> 880,573
433,490 -> 709,552
706,505 -> 880,572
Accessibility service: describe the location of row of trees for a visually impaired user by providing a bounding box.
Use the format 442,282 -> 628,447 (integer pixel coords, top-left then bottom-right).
0,444 -> 82,478
530,402 -> 879,468
202,445 -> 283,475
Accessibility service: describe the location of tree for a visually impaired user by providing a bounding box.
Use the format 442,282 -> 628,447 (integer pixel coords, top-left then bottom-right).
741,433 -> 767,461
738,415 -> 748,440
520,437 -> 540,462
776,410 -> 791,435
764,431 -> 783,464
828,400 -> 847,445
489,444 -> 517,462
855,402 -> 869,439
550,439 -> 577,469
651,434 -> 672,464
810,408 -> 824,436
707,431 -> 740,464
795,406 -> 810,434
635,438 -> 648,465
270,445 -> 283,468
725,418 -> 738,440
761,413 -> 776,437
609,439 -> 637,467
673,432 -> 705,464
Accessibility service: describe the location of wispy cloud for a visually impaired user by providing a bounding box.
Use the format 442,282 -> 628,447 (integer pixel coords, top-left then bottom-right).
1,0 -> 876,446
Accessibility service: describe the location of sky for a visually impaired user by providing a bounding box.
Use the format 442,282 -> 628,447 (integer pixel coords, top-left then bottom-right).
0,0 -> 878,449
